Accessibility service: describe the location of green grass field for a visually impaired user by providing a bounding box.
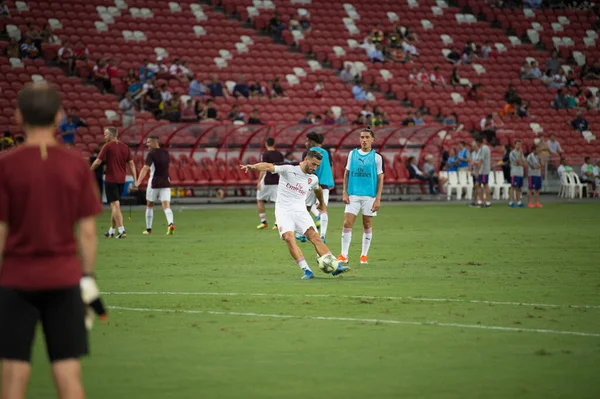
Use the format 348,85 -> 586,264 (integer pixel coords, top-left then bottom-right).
25,202 -> 600,399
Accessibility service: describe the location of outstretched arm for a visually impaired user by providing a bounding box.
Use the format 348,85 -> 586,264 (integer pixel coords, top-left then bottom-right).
240,162 -> 275,173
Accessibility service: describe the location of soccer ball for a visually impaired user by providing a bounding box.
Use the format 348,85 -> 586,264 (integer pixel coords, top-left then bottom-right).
317,254 -> 339,274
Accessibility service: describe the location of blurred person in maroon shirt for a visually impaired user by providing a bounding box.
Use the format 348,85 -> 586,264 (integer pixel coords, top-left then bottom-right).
0,83 -> 104,399
90,127 -> 137,239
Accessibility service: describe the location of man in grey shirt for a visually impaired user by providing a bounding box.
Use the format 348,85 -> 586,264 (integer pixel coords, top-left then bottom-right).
509,140 -> 525,207
468,140 -> 479,206
527,145 -> 544,208
475,136 -> 492,207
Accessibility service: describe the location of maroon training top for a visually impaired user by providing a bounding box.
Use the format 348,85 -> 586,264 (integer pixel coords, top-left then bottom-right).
98,140 -> 132,184
0,145 -> 103,289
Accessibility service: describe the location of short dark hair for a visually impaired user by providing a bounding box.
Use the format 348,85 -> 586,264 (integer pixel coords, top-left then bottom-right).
265,137 -> 275,147
531,144 -> 537,152
305,149 -> 323,161
306,132 -> 323,144
585,156 -> 590,162
475,136 -> 483,144
459,140 -> 465,146
105,127 -> 118,138
17,83 -> 62,127
361,125 -> 375,138
148,135 -> 160,141
514,139 -> 521,144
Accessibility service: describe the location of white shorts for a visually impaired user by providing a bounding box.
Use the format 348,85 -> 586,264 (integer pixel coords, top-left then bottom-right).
146,187 -> 171,203
275,208 -> 317,238
344,195 -> 377,217
257,184 -> 277,202
305,188 -> 329,207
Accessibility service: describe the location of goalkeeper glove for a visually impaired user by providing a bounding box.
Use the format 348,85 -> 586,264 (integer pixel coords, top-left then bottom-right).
80,275 -> 108,330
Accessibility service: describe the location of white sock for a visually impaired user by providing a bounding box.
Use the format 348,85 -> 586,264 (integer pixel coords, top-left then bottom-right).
486,201 -> 491,206
108,227 -> 115,235
341,228 -> 352,257
320,212 -> 329,238
259,212 -> 266,223
146,208 -> 154,230
296,257 -> 311,271
118,226 -> 125,233
517,200 -> 522,205
477,200 -> 482,205
164,208 -> 174,225
509,202 -> 513,206
362,228 -> 372,256
311,205 -> 319,218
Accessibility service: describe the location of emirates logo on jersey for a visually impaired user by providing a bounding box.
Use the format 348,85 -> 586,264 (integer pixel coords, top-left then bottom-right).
308,178 -> 312,185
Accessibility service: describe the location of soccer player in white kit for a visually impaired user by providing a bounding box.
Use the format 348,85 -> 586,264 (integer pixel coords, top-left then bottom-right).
241,150 -> 350,279
338,127 -> 384,265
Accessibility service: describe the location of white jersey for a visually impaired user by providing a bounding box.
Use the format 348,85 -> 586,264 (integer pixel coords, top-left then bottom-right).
273,164 -> 319,212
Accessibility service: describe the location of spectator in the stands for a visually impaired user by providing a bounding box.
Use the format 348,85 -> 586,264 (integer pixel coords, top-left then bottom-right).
541,69 -> 554,86
547,133 -> 563,155
371,111 -> 389,127
5,38 -> 19,58
40,24 -> 60,44
339,64 -> 355,84
205,99 -> 218,121
59,110 -> 85,146
288,14 -> 301,31
352,114 -> 366,125
368,43 -> 385,63
402,111 -> 416,126
269,11 -> 285,41
408,67 -> 419,85
159,83 -> 172,103
119,92 -> 136,127
581,156 -> 596,191
537,134 -> 550,160
480,113 -> 501,144
499,101 -> 517,118
247,109 -> 263,125
181,60 -> 193,81
323,110 -> 336,125
457,141 -> 470,172
207,75 -> 227,98
180,100 -> 197,122
570,111 -> 589,132
461,47 -> 475,65
359,104 -> 373,120
25,23 -> 42,50
552,89 -> 568,109
124,67 -> 138,85
0,0 -> 10,17
565,70 -> 578,88
516,99 -> 532,118
299,112 -> 314,124
504,84 -> 521,104
551,69 -> 567,89
169,58 -> 185,79
446,46 -> 461,65
164,92 -> 181,122
352,82 -> 370,101
416,66 -> 429,85
481,40 -> 493,59
249,80 -> 263,98
189,76 -> 206,98
93,58 -> 111,93
581,59 -> 600,80
228,104 -> 245,122
73,40 -> 89,61
139,59 -> 154,83
442,112 -> 457,127
529,61 -> 542,79
272,77 -> 286,97
127,78 -> 144,104
314,115 -> 323,124
520,61 -> 533,79
298,9 -> 311,31
546,50 -> 561,75
407,156 -> 438,194
143,75 -> 156,92
584,90 -> 599,110
336,109 -> 349,125
557,158 -> 572,179
466,84 -> 485,102
20,37 -> 39,59
428,65 -> 446,86
105,58 -> 119,80
414,110 -> 425,125
143,89 -> 161,116
314,79 -> 325,98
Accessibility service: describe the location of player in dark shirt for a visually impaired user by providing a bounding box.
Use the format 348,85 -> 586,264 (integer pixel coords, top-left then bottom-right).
0,82 -> 104,399
256,137 -> 284,229
91,127 -> 137,238
134,135 -> 175,235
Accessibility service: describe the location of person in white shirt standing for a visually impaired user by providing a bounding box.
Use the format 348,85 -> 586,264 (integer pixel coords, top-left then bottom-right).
527,145 -> 544,208
580,156 -> 596,193
240,151 -> 350,280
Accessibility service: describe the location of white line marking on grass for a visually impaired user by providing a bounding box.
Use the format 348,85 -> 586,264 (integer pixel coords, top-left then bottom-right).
102,291 -> 600,310
107,305 -> 600,338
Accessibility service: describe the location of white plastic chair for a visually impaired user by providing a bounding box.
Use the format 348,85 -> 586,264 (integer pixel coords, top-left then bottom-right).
446,171 -> 461,200
494,171 -> 510,200
568,172 -> 587,198
458,171 -> 472,200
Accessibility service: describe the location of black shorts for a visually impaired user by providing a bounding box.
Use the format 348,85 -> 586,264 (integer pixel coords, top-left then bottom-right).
105,182 -> 124,203
0,286 -> 88,362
